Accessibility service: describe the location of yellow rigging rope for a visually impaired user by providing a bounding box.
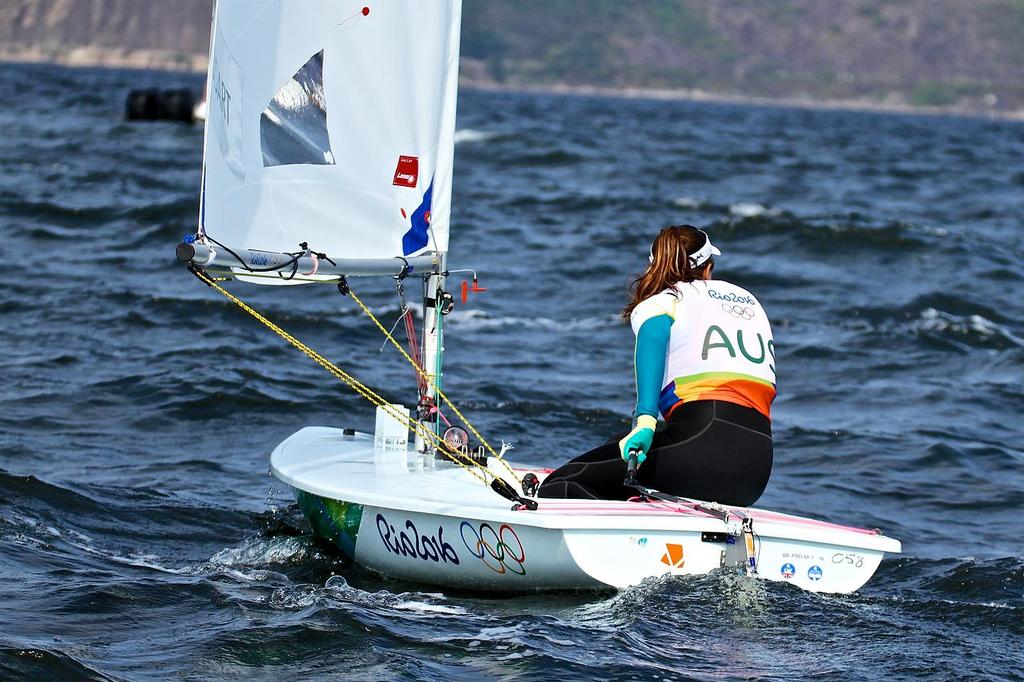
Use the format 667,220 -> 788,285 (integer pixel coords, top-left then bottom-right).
189,268 -> 497,486
345,288 -> 522,484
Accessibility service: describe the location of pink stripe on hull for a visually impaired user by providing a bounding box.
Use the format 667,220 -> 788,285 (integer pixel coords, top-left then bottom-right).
525,499 -> 878,534
531,500 -> 716,518
746,508 -> 878,535
508,467 -> 876,534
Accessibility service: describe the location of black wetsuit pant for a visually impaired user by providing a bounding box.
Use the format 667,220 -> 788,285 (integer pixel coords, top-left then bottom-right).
537,400 -> 772,506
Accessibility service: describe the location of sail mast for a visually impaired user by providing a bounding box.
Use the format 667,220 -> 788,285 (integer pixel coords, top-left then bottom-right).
416,0 -> 461,449
416,256 -> 447,450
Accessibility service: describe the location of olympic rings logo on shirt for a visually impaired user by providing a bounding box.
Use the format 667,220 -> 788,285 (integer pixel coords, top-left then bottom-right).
459,521 -> 527,575
722,302 -> 755,320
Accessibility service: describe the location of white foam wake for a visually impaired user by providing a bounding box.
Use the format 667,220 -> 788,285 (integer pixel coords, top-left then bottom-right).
448,308 -> 617,331
729,202 -> 780,218
454,128 -> 497,145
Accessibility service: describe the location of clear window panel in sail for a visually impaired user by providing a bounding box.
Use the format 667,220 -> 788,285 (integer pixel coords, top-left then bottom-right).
260,50 -> 335,167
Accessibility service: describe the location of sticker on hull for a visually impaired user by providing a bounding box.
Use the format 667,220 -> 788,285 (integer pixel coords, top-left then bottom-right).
661,543 -> 685,570
297,492 -> 363,559
375,513 -> 460,565
460,521 -> 526,576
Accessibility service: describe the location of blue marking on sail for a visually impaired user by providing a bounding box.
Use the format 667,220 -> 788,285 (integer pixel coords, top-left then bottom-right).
402,178 -> 433,255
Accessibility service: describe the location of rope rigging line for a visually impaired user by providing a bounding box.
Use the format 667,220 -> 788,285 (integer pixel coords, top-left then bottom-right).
345,287 -> 522,484
390,275 -> 428,395
402,307 -> 428,394
187,267 -> 499,487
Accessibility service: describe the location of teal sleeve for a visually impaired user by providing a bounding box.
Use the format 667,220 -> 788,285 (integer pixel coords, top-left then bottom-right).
634,314 -> 672,419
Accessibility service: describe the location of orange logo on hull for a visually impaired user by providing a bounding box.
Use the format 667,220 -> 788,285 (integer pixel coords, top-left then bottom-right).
661,543 -> 685,569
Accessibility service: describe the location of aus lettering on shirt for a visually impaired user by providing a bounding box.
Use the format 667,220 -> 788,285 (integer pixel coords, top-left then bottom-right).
701,324 -> 776,377
376,513 -> 460,565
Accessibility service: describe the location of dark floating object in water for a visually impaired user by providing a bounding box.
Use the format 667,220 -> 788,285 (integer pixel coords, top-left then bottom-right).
125,87 -> 197,123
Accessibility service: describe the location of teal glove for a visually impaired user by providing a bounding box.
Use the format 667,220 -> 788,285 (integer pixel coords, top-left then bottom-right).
619,415 -> 658,465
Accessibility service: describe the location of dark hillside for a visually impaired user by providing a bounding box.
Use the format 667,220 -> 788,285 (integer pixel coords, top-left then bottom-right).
461,0 -> 1024,112
2,0 -> 1023,114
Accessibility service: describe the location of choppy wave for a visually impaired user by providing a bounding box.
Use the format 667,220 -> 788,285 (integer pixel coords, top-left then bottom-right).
709,213 -> 939,252
447,308 -> 616,331
0,648 -> 112,682
454,128 -> 499,145
843,295 -> 1024,351
915,307 -> 1024,346
671,195 -> 706,209
728,201 -> 780,218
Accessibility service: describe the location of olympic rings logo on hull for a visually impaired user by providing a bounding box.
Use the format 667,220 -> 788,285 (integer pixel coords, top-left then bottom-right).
459,521 -> 527,576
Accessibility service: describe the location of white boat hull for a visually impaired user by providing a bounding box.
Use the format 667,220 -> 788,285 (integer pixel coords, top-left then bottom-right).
274,427 -> 900,594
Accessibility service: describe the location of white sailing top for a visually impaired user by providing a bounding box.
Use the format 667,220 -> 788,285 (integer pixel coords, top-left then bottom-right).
630,279 -> 777,418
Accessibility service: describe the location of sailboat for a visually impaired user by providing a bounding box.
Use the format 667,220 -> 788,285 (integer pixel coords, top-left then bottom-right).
176,0 -> 900,594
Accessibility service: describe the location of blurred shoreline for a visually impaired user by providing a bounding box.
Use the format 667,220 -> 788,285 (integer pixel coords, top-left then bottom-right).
0,45 -> 206,74
463,79 -> 1024,122
4,48 -> 1022,122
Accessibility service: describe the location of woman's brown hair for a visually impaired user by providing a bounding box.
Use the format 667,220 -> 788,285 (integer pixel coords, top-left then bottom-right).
621,225 -> 714,321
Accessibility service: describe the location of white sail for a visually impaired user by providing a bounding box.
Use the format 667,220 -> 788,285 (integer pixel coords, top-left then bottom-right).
199,0 -> 461,274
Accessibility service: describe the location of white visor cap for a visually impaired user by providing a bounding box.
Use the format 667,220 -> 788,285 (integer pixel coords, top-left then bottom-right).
648,229 -> 722,267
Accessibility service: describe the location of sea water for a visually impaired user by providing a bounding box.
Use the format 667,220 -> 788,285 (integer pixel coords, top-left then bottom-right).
0,63 -> 1022,681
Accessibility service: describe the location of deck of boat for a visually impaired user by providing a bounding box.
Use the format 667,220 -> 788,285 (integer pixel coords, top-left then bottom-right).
271,426 -> 901,554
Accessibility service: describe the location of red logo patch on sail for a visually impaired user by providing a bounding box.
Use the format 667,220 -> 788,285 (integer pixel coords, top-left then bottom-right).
392,155 -> 419,188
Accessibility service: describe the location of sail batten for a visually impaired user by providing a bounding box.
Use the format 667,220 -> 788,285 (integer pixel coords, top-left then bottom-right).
199,1 -> 461,279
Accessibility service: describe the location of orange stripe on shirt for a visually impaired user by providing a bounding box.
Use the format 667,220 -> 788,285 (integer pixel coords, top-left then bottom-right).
663,372 -> 776,419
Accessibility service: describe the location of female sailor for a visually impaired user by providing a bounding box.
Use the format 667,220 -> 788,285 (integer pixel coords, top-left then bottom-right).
538,225 -> 776,506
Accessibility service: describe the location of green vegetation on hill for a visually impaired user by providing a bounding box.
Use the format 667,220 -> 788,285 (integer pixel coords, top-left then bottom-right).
460,0 -> 1024,112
